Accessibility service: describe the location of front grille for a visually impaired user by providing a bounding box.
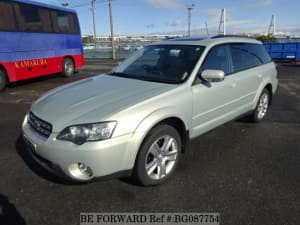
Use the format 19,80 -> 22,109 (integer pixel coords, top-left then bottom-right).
28,112 -> 52,139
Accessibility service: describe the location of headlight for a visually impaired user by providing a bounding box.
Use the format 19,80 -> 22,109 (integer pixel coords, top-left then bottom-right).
57,121 -> 117,145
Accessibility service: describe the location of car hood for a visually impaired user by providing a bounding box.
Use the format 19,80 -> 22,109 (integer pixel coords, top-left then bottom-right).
31,74 -> 176,132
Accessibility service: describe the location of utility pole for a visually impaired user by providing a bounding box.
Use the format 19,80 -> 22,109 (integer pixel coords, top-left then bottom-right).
90,0 -> 97,42
205,22 -> 209,37
108,0 -> 116,59
187,4 -> 195,37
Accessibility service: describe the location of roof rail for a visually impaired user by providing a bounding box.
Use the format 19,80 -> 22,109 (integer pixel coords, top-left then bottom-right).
167,37 -> 206,42
211,35 -> 255,39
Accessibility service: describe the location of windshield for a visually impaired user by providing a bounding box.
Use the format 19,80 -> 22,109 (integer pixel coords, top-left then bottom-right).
111,45 -> 204,84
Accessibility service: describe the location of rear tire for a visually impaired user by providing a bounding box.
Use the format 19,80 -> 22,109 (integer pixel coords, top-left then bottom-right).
61,58 -> 75,77
132,124 -> 181,186
0,69 -> 7,91
249,88 -> 270,122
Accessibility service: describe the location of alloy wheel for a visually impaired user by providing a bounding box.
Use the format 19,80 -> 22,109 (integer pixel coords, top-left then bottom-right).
145,135 -> 178,180
257,92 -> 269,119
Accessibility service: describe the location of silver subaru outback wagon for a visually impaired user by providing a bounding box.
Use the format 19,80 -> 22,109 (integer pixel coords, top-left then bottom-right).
22,36 -> 278,186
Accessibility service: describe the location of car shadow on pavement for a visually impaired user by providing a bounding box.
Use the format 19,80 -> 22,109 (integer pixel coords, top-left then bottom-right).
0,194 -> 26,225
279,64 -> 300,68
15,135 -> 76,185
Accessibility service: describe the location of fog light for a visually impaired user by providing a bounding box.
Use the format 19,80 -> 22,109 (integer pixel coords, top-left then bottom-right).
78,163 -> 93,176
78,163 -> 86,171
68,163 -> 93,180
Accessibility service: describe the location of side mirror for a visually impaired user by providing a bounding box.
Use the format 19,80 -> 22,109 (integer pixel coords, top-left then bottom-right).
201,69 -> 225,82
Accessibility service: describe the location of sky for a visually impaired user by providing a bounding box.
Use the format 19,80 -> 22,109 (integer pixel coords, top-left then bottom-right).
38,0 -> 300,36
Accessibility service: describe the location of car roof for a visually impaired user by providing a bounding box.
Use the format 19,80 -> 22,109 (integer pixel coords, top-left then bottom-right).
154,35 -> 262,48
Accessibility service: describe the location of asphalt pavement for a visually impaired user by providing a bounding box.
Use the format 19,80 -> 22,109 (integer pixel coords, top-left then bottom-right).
0,59 -> 299,225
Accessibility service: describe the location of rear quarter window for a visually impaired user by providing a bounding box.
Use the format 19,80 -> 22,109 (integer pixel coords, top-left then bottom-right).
247,44 -> 272,64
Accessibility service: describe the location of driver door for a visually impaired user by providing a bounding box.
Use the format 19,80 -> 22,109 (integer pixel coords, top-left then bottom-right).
191,44 -> 238,138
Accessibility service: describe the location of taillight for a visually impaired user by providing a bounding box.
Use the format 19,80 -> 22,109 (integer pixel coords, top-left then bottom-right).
275,63 -> 279,71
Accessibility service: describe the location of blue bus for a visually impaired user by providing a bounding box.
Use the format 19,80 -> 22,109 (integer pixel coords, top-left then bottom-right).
0,0 -> 85,91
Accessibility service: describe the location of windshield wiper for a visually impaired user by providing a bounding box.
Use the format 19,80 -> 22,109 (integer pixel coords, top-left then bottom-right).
108,72 -> 136,78
138,77 -> 179,84
109,72 -> 179,84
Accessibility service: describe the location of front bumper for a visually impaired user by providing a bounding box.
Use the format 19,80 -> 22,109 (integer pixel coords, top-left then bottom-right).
22,114 -> 142,181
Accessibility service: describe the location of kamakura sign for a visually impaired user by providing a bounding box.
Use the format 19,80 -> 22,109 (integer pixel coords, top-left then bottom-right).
14,59 -> 47,68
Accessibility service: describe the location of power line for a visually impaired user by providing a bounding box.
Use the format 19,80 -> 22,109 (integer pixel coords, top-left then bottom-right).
69,0 -> 116,8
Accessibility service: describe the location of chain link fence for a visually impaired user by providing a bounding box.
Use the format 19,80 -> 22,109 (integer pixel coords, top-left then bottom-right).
83,41 -> 156,59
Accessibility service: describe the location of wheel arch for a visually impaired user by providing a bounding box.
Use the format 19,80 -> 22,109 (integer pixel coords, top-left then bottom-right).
252,82 -> 273,109
123,107 -> 191,173
61,56 -> 76,77
264,83 -> 273,105
135,116 -> 190,154
153,117 -> 189,153
0,64 -> 9,82
63,55 -> 75,66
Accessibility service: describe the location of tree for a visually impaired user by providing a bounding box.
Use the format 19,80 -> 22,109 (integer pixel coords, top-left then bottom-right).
82,36 -> 93,43
256,35 -> 278,43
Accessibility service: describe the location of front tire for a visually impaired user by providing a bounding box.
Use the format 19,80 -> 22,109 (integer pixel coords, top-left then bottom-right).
133,125 -> 181,186
61,58 -> 75,77
249,88 -> 270,122
0,69 -> 7,91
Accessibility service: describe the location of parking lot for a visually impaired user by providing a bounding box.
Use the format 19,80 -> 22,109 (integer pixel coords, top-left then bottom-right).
0,59 -> 299,225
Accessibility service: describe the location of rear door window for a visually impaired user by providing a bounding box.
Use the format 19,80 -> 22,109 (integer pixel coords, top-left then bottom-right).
230,43 -> 268,72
